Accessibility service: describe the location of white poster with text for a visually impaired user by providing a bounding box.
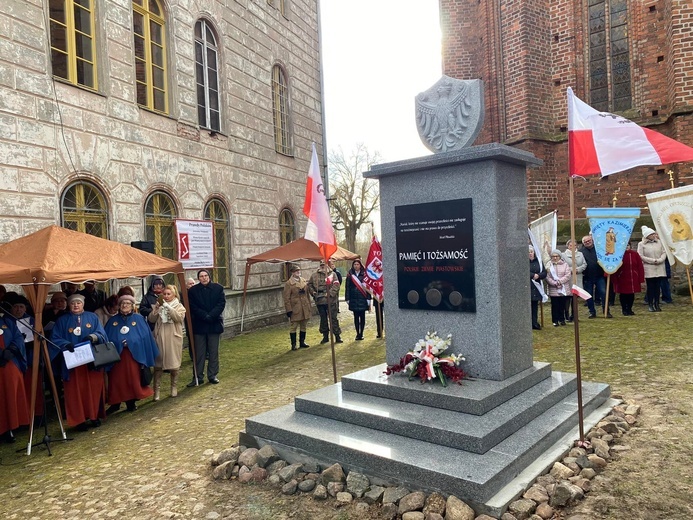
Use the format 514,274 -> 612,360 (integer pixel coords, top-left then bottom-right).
175,219 -> 215,269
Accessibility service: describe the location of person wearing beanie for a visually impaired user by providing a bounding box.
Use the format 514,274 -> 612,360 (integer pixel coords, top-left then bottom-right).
545,249 -> 571,326
139,276 -> 166,331
638,226 -> 666,312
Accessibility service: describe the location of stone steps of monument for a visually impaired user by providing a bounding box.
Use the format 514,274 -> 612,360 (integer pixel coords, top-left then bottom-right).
243,380 -> 610,507
294,371 -> 578,454
340,362 -> 554,415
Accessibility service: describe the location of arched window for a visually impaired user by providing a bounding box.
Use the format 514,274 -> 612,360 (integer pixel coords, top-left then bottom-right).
133,0 -> 168,113
204,199 -> 230,288
589,0 -> 631,112
144,191 -> 177,260
61,181 -> 108,238
49,0 -> 97,89
279,208 -> 295,280
195,19 -> 221,132
272,64 -> 293,155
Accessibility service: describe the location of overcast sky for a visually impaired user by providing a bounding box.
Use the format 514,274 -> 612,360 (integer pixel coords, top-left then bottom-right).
319,1 -> 442,165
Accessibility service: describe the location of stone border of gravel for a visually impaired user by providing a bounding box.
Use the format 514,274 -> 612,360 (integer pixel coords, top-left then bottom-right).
210,402 -> 639,520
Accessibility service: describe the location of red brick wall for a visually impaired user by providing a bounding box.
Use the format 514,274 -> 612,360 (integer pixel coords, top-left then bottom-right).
440,0 -> 693,221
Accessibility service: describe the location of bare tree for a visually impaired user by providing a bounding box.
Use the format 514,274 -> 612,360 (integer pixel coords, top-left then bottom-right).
328,143 -> 381,253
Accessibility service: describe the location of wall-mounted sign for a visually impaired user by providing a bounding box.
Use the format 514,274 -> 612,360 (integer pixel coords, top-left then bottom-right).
175,219 -> 215,269
395,199 -> 475,312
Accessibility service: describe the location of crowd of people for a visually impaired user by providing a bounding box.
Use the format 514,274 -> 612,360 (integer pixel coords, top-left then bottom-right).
0,269 -> 225,443
283,258 -> 379,352
529,226 -> 671,329
1,257 -> 381,442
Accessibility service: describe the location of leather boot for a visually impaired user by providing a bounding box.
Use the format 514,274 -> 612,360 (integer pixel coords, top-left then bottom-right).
170,370 -> 179,398
335,334 -> 343,344
299,331 -> 310,348
648,303 -> 655,312
654,301 -> 662,312
153,368 -> 163,401
320,332 -> 329,344
290,332 -> 297,351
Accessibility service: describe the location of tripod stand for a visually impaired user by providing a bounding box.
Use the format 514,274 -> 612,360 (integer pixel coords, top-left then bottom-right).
1,304 -> 70,456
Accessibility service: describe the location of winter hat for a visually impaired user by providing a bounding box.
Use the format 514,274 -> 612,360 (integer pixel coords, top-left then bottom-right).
551,249 -> 562,257
67,294 -> 85,304
641,225 -> 656,239
118,295 -> 136,305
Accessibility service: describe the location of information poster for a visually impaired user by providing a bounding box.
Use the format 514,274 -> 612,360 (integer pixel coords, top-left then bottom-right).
395,199 -> 475,312
175,219 -> 215,269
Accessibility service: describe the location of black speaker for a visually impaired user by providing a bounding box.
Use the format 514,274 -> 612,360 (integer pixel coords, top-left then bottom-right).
131,240 -> 155,254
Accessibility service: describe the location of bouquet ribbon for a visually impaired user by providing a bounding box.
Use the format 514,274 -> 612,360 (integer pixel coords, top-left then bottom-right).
416,345 -> 436,380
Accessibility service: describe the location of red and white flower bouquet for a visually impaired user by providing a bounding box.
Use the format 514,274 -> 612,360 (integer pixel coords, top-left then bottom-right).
385,331 -> 466,387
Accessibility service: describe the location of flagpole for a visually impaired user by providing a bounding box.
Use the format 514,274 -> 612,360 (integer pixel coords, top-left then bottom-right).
569,171 -> 587,446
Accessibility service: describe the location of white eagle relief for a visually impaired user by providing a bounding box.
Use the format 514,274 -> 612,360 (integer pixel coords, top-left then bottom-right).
415,76 -> 484,153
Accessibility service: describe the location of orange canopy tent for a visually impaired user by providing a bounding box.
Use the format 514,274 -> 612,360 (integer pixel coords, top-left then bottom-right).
240,238 -> 359,330
0,225 -> 195,454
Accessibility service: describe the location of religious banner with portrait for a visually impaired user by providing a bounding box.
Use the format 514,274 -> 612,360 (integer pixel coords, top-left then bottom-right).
395,198 -> 475,312
645,185 -> 693,267
528,211 -> 557,268
586,207 -> 640,274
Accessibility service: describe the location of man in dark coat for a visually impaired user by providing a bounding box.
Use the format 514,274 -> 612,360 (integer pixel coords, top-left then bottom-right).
580,235 -> 608,318
79,281 -> 107,313
187,269 -> 226,386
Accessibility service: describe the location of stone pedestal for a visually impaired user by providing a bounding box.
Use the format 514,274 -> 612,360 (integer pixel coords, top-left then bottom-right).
366,143 -> 541,380
241,144 -> 612,516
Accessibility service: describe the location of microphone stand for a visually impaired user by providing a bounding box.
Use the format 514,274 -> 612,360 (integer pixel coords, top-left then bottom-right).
1,303 -> 71,456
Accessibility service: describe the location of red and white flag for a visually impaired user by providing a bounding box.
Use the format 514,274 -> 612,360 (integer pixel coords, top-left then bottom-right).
303,143 -> 337,260
567,87 -> 693,177
571,284 -> 592,301
362,236 -> 384,302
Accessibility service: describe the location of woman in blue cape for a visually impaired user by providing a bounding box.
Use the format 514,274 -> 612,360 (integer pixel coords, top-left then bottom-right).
105,295 -> 158,413
0,312 -> 29,443
51,293 -> 108,430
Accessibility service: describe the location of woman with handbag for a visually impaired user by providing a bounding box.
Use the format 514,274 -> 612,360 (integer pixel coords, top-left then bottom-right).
147,285 -> 186,399
104,295 -> 159,413
50,294 -> 108,430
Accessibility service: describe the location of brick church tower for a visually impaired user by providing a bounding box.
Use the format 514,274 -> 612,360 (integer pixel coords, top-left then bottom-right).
440,0 -> 693,222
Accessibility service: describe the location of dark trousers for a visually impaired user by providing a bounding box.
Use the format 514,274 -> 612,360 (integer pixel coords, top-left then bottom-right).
646,277 -> 664,306
619,293 -> 635,314
550,296 -> 568,324
352,310 -> 366,335
193,333 -> 220,383
583,277 -> 606,315
661,278 -> 673,303
316,304 -> 329,334
374,300 -> 384,336
530,299 -> 540,327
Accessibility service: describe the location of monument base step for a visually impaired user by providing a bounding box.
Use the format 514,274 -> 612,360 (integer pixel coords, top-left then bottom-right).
242,368 -> 611,516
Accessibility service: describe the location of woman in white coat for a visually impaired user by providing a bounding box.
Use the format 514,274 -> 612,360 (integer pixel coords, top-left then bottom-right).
148,285 -> 186,399
637,226 -> 667,312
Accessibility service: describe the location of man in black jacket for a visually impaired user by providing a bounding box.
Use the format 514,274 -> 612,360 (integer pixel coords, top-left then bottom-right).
187,269 -> 226,386
580,235 -> 609,318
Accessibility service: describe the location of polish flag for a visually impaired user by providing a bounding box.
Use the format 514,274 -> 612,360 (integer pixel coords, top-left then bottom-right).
567,87 -> 693,177
571,284 -> 592,301
303,143 -> 338,260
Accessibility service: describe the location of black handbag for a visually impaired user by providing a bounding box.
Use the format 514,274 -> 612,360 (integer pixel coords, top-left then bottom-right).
140,365 -> 153,386
91,342 -> 121,368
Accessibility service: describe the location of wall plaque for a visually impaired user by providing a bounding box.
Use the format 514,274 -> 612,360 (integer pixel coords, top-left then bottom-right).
395,199 -> 475,312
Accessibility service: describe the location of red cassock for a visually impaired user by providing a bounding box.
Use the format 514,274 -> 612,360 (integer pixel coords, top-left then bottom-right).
107,348 -> 153,404
1,361 -> 30,435
63,365 -> 106,426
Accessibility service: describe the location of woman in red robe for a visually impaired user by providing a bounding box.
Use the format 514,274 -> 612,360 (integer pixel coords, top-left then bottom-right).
51,294 -> 108,430
0,313 -> 30,443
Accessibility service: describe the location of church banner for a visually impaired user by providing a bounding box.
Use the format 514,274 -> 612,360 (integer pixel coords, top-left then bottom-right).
586,207 -> 640,274
528,211 -> 557,267
645,185 -> 693,267
174,219 -> 215,269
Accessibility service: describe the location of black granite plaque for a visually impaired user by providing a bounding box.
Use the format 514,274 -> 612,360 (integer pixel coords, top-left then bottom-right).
395,199 -> 475,312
